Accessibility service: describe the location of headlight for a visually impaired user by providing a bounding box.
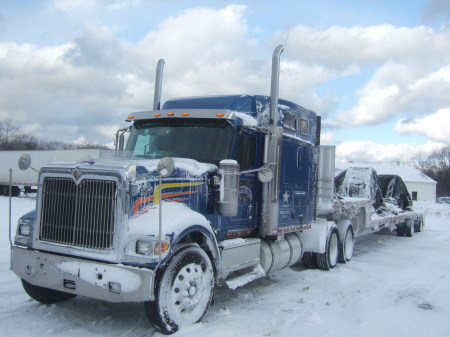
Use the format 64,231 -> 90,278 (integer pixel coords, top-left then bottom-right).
19,223 -> 32,236
136,241 -> 153,255
15,217 -> 34,247
135,240 -> 171,256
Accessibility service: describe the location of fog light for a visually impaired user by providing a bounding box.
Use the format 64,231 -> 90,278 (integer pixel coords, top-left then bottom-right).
136,241 -> 152,255
19,223 -> 32,236
109,282 -> 121,294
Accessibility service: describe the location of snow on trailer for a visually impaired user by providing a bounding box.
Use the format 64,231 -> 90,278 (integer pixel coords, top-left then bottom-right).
324,149 -> 423,237
8,45 -> 425,335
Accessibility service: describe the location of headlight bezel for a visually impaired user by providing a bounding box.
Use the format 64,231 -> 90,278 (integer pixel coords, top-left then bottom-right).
14,217 -> 34,247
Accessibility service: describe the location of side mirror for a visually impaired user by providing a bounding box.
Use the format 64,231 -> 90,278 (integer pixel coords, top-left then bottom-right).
157,157 -> 174,177
18,153 -> 31,171
217,160 -> 240,217
258,167 -> 273,183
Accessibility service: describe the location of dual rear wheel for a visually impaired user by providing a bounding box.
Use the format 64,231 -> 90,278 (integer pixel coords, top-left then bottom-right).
303,224 -> 355,271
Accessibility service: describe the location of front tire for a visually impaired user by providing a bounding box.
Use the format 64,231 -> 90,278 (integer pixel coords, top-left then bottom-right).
21,279 -> 76,304
317,228 -> 339,270
145,244 -> 214,334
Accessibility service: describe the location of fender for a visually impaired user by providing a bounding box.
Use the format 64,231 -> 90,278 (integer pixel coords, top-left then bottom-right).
127,202 -> 221,273
302,218 -> 338,254
172,225 -> 222,279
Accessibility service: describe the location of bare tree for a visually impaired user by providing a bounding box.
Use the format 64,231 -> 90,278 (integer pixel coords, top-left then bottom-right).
413,146 -> 450,197
0,119 -> 110,151
0,119 -> 19,150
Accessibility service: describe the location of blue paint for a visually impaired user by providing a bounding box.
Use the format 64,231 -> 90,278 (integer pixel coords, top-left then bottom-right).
153,95 -> 319,239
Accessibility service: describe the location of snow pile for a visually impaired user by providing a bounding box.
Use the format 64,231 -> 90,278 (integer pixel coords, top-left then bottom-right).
1,196 -> 450,337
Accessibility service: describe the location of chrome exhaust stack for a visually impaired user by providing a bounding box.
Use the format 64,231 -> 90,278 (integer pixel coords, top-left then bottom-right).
153,59 -> 165,110
260,45 -> 284,237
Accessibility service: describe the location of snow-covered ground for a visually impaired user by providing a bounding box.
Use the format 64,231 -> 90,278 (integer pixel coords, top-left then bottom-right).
1,196 -> 449,337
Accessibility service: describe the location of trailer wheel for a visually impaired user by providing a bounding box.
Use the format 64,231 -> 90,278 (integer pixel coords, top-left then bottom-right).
317,228 -> 339,270
396,223 -> 405,236
404,220 -> 414,237
338,225 -> 355,263
0,185 -> 20,197
144,244 -> 214,334
11,186 -> 21,197
414,218 -> 423,233
0,185 -> 7,196
21,279 -> 76,304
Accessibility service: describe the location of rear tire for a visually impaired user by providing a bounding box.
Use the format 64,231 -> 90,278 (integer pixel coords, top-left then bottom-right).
317,228 -> 339,270
144,244 -> 214,334
338,225 -> 355,263
11,186 -> 21,197
414,218 -> 423,232
0,185 -> 7,196
301,252 -> 317,269
21,279 -> 76,304
396,223 -> 405,236
404,220 -> 414,237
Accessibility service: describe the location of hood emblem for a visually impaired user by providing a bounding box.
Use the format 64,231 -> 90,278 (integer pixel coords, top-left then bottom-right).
72,168 -> 81,181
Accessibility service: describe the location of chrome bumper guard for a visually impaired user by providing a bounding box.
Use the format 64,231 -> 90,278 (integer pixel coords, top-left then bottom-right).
11,247 -> 154,302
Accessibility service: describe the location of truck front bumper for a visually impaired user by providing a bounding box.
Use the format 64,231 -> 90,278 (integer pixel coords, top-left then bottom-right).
11,246 -> 155,302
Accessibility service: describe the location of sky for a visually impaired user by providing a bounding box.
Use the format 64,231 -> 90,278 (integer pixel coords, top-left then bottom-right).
0,0 -> 449,163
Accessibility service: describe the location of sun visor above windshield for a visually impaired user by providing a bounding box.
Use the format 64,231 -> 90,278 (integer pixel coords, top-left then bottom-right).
125,109 -> 235,122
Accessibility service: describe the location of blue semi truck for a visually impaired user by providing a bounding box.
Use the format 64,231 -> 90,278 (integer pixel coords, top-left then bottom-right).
10,45 -> 423,334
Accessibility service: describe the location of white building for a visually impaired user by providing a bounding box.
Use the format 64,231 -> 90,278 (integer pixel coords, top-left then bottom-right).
335,163 -> 437,202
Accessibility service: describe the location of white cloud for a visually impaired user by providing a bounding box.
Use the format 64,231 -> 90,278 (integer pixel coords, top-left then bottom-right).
0,5 -> 260,144
395,109 -> 450,145
277,24 -> 450,69
1,3 -> 450,165
336,63 -> 450,126
94,124 -> 122,140
320,132 -> 334,144
336,140 -> 446,163
277,24 -> 450,127
48,0 -> 140,12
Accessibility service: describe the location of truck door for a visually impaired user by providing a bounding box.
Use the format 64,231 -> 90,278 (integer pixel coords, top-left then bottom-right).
227,131 -> 259,233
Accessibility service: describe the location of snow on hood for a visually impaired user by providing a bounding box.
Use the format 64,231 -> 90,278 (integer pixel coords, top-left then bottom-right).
139,158 -> 217,177
128,201 -> 210,237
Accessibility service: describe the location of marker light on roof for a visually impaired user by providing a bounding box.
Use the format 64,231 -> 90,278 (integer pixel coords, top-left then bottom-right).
167,112 -> 175,116
216,113 -> 225,117
154,113 -> 162,117
127,115 -> 135,119
181,112 -> 190,116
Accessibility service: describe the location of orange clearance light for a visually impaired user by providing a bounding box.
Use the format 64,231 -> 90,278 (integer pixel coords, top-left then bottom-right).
167,112 -> 175,116
216,113 -> 225,117
127,115 -> 135,120
154,113 -> 162,117
181,112 -> 190,116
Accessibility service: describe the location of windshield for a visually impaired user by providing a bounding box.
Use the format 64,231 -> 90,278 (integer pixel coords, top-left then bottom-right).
124,119 -> 234,165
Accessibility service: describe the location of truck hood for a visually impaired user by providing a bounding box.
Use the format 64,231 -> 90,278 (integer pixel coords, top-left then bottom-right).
130,158 -> 217,218
40,156 -> 217,218
41,157 -> 217,182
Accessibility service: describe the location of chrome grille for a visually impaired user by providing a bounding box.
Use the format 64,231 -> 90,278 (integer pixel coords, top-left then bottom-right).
39,177 -> 117,250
